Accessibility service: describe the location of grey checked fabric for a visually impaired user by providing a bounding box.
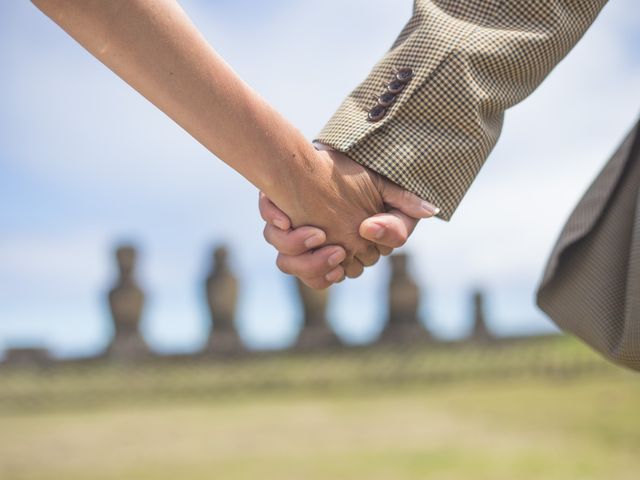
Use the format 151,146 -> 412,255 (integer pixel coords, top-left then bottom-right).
315,0 -> 608,220
537,120 -> 640,371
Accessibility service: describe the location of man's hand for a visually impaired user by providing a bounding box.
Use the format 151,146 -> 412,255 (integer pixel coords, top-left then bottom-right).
259,153 -> 439,289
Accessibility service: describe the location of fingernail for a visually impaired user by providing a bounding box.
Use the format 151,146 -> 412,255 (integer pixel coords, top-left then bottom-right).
422,201 -> 440,216
325,269 -> 343,283
369,223 -> 386,240
304,233 -> 324,249
328,249 -> 345,267
273,218 -> 288,230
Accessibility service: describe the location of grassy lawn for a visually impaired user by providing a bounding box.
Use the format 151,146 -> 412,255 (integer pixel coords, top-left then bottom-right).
0,339 -> 639,479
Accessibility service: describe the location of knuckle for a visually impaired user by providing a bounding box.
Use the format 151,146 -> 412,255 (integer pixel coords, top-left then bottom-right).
263,225 -> 273,245
277,252 -> 328,277
308,259 -> 332,277
401,188 -> 415,204
353,237 -> 371,255
355,254 -> 374,267
285,233 -> 308,256
275,255 -> 290,274
394,234 -> 408,248
365,252 -> 381,267
264,227 -> 299,256
345,261 -> 364,279
400,189 -> 421,211
258,194 -> 270,218
278,243 -> 298,257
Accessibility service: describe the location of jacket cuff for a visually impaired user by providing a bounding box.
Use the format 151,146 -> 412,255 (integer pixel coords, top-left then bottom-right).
315,47 -> 499,222
313,3 -> 494,221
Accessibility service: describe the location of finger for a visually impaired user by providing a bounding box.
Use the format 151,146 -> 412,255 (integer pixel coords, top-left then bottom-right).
380,179 -> 440,219
355,244 -> 381,267
258,191 -> 291,230
275,246 -> 346,278
300,265 -> 345,290
377,245 -> 393,256
324,266 -> 345,283
263,224 -> 326,255
359,210 -> 419,248
301,277 -> 333,290
344,258 -> 365,279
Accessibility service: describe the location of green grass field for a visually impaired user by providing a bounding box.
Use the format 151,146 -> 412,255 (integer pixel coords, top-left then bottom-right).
1,338 -> 639,479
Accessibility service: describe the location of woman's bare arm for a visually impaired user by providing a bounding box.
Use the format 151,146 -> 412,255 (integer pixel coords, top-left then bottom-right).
32,0 -> 314,200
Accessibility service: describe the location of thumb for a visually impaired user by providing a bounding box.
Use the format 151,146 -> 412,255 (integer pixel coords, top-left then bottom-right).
359,210 -> 419,248
380,178 -> 440,219
259,191 -> 291,231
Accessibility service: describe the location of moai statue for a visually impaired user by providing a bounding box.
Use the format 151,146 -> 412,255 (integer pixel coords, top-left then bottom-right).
205,246 -> 243,355
379,253 -> 431,344
294,279 -> 340,350
470,290 -> 493,342
107,244 -> 149,359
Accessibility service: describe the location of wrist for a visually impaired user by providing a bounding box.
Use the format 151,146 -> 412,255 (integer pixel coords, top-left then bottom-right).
257,143 -> 331,224
287,148 -> 333,224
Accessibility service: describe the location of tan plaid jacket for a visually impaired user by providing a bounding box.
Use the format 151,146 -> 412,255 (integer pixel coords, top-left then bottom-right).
316,0 -> 608,220
317,0 -> 640,371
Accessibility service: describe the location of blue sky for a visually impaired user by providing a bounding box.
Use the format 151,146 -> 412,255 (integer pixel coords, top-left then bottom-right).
1,0 -> 639,358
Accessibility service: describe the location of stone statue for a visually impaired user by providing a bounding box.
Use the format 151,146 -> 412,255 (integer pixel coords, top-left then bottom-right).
294,279 -> 340,349
471,289 -> 493,342
107,244 -> 148,359
380,253 -> 431,343
205,246 -> 242,354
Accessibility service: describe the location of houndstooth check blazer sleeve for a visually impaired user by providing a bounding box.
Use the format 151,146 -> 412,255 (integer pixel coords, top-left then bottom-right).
315,0 -> 609,220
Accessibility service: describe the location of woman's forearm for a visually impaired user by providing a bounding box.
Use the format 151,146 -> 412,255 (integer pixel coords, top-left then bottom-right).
32,0 -> 317,199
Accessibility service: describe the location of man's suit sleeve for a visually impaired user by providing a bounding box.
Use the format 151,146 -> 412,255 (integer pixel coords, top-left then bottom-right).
314,0 -> 608,220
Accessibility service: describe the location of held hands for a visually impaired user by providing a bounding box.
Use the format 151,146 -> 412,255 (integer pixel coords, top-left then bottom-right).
260,149 -> 439,289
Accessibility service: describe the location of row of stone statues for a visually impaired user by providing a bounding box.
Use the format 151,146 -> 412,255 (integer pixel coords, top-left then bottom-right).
107,244 -> 493,359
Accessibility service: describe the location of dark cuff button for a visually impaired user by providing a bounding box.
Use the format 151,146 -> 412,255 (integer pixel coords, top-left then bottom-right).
377,91 -> 396,107
395,67 -> 414,83
387,79 -> 405,94
367,104 -> 387,122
